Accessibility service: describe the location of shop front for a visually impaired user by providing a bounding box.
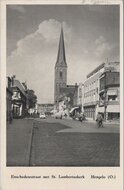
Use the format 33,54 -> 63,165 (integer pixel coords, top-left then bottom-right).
107,104 -> 120,120
84,105 -> 95,120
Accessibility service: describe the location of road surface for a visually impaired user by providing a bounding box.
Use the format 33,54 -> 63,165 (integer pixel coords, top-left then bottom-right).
29,117 -> 119,166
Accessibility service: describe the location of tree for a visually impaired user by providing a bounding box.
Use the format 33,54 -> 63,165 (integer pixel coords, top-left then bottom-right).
27,89 -> 37,109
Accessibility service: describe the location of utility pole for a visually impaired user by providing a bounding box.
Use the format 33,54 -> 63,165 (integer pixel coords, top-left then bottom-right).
104,72 -> 107,121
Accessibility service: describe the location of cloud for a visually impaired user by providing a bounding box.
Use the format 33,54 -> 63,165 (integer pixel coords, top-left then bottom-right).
7,19 -> 119,103
9,19 -> 71,59
38,20 -> 72,43
7,19 -> 72,103
94,35 -> 113,58
9,5 -> 25,13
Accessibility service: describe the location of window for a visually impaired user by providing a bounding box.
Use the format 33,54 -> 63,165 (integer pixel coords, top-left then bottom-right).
108,95 -> 117,101
60,71 -> 62,78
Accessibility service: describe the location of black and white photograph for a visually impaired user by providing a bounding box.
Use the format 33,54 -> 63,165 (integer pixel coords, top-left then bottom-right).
6,4 -> 120,167
0,0 -> 123,189
6,3 -> 121,168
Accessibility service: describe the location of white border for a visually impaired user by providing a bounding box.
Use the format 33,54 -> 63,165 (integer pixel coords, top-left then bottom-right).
0,1 -> 123,190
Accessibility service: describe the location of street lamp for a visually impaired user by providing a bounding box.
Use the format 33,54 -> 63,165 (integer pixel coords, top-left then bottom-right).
104,90 -> 107,121
104,72 -> 108,121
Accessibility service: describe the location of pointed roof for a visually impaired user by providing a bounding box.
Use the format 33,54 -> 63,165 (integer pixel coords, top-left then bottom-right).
55,25 -> 67,67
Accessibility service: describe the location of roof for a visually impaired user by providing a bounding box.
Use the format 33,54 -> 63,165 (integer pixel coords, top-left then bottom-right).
86,62 -> 120,79
84,72 -> 102,86
55,25 -> 67,67
13,80 -> 26,96
87,63 -> 105,78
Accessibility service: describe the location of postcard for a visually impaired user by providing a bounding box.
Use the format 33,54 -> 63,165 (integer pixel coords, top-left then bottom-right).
0,0 -> 123,189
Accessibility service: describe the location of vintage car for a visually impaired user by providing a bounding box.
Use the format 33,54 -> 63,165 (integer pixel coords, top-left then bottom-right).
39,112 -> 46,119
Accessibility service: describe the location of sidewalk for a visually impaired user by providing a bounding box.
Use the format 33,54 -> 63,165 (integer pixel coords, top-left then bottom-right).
84,119 -> 120,125
7,118 -> 34,166
64,116 -> 120,125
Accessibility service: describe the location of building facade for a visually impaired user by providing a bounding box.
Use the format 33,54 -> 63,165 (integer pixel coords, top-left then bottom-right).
58,84 -> 78,114
83,62 -> 120,120
6,77 -> 13,122
37,103 -> 54,114
99,71 -> 120,120
12,79 -> 27,118
83,63 -> 105,120
76,83 -> 83,110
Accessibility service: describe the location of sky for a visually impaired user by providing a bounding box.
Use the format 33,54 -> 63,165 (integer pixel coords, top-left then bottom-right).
7,5 -> 119,103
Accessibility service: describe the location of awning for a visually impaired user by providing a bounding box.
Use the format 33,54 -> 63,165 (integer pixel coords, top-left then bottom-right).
69,107 -> 79,113
107,89 -> 118,96
107,105 -> 120,112
97,106 -> 104,112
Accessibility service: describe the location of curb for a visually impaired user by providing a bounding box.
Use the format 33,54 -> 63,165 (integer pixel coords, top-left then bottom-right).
25,119 -> 34,166
64,117 -> 120,125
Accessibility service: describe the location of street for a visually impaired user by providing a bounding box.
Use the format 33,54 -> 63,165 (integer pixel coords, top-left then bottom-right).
7,117 -> 119,167
29,117 -> 119,166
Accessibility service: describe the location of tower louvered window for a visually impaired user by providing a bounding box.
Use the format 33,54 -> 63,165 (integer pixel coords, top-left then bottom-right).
60,71 -> 62,78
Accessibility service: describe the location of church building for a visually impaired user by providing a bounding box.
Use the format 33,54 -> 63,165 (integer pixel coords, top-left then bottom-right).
54,25 -> 78,110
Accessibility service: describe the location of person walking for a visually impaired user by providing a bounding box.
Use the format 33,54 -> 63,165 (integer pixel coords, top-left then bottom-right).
96,113 -> 103,128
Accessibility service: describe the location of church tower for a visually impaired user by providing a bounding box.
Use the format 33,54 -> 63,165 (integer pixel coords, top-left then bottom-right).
54,25 -> 67,105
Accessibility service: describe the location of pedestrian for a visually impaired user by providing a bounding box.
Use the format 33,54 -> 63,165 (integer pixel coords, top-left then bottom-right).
96,113 -> 103,128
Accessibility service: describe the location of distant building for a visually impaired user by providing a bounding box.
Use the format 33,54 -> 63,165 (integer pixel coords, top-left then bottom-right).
83,62 -> 120,120
58,84 -> 78,113
6,77 -> 13,122
60,85 -> 78,107
58,98 -> 66,112
12,79 -> 27,118
37,103 -> 54,114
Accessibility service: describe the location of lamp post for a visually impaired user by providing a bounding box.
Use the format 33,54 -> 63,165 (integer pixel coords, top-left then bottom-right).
104,89 -> 107,121
104,72 -> 108,121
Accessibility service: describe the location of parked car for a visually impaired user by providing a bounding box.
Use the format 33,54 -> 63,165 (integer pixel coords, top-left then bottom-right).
39,112 -> 46,119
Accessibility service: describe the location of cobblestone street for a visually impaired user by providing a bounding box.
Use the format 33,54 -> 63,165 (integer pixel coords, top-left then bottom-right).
30,117 -> 119,167
7,118 -> 119,167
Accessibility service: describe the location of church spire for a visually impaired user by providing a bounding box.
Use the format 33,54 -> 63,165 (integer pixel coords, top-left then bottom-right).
54,24 -> 67,105
56,24 -> 67,66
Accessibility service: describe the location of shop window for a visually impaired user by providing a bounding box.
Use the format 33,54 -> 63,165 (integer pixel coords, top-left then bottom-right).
108,113 -> 120,120
108,95 -> 117,101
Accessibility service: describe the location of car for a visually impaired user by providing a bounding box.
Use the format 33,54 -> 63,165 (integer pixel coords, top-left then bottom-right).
39,113 -> 46,119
